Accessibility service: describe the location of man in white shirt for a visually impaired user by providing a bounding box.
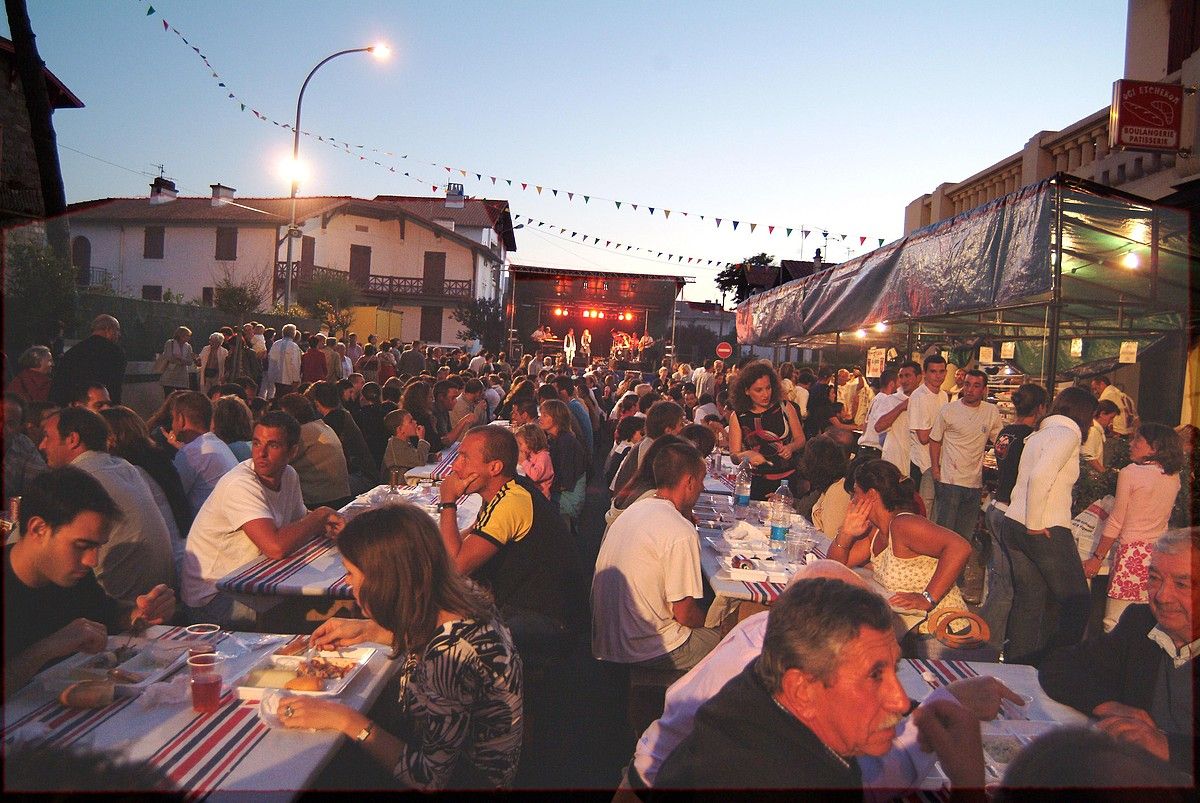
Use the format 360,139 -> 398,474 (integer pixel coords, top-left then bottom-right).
182,411 -> 342,627
593,441 -> 720,670
876,361 -> 921,477
857,369 -> 899,456
170,392 -> 239,517
1090,375 -> 1137,437
38,407 -> 175,604
907,355 -> 949,517
929,369 -> 1003,543
265,323 -> 302,398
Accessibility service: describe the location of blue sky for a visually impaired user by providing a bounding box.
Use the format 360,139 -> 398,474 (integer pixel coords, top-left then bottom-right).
11,1 -> 1127,301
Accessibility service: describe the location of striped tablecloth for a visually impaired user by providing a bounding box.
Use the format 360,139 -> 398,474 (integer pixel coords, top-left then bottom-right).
736,541 -> 827,604
404,441 -> 460,481
4,626 -> 400,796
218,536 -> 352,599
907,658 -> 1029,720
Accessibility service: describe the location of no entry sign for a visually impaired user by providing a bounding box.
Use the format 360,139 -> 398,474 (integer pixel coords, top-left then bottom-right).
715,341 -> 733,359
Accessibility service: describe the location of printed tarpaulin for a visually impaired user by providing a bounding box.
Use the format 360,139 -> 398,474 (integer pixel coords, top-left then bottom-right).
736,181 -> 1055,344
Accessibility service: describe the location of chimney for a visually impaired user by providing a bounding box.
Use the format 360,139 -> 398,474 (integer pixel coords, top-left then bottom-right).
149,177 -> 177,204
445,182 -> 464,209
210,183 -> 236,207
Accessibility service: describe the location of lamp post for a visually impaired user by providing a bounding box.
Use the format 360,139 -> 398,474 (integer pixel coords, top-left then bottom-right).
283,44 -> 388,311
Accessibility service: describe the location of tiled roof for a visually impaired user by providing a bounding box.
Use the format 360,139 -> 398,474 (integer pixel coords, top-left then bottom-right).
372,195 -> 503,229
0,36 -> 84,110
65,196 -> 351,226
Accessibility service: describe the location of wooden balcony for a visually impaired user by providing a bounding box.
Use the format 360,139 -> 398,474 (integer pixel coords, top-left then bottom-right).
274,262 -> 472,304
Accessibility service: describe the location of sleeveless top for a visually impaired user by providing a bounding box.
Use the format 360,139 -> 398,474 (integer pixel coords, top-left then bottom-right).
735,402 -> 795,479
871,512 -> 966,634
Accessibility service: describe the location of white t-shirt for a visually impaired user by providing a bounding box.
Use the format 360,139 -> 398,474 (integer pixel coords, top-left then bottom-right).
792,384 -> 810,419
174,431 -> 239,516
859,391 -> 902,449
693,402 -> 719,423
907,383 -> 949,471
182,461 -> 308,608
1100,384 -> 1135,435
880,390 -> 910,477
1081,422 -> 1106,462
591,496 -> 703,663
929,399 -> 1003,488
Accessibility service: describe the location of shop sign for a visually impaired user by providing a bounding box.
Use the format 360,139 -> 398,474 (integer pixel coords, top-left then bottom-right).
1109,80 -> 1184,152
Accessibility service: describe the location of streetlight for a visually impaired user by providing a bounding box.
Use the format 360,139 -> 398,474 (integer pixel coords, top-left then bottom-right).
283,43 -> 389,311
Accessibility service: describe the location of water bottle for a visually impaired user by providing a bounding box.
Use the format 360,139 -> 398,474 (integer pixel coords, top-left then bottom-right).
768,480 -> 794,552
733,462 -> 752,513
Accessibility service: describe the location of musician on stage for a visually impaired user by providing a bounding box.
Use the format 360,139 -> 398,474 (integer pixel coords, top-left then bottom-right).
564,328 -> 577,365
581,329 -> 592,363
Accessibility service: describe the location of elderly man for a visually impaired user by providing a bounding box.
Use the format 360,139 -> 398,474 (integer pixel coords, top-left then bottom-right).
39,407 -> 175,604
5,467 -> 175,698
653,577 -> 988,791
182,411 -> 341,627
593,441 -> 720,671
634,560 -> 1016,793
437,425 -> 582,648
265,323 -> 302,398
1039,528 -> 1198,776
50,314 -> 126,406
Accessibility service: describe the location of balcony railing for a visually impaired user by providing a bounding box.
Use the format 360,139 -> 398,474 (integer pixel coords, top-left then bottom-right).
274,262 -> 472,303
77,267 -> 115,288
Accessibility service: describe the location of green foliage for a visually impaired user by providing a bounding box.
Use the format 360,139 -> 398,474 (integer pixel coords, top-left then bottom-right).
297,273 -> 358,312
670,323 -> 725,366
452,297 -> 506,352
313,300 -> 354,340
3,231 -> 78,354
714,253 -> 774,304
161,288 -> 187,305
269,302 -> 309,318
213,264 -> 266,321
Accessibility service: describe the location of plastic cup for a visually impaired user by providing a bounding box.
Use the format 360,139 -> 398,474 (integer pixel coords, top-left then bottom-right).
185,623 -> 221,659
187,653 -> 226,714
784,533 -> 806,565
388,467 -> 402,494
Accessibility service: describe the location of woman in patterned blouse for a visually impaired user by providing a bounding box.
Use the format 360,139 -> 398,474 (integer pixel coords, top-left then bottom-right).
276,504 -> 523,790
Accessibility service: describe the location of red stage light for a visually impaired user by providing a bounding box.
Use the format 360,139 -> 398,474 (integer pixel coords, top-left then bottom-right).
598,311 -> 605,319
554,308 -> 562,316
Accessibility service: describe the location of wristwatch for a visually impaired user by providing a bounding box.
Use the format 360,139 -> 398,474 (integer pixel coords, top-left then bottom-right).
437,502 -> 458,511
354,722 -> 374,743
921,590 -> 937,609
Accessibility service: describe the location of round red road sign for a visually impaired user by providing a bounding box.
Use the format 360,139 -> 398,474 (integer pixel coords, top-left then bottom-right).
715,341 -> 733,359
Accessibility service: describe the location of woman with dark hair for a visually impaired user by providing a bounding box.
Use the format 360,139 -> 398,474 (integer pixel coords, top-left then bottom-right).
496,376 -> 534,421
827,459 -> 972,642
796,434 -> 848,522
727,360 -> 805,501
277,505 -> 522,790
538,399 -> 589,527
1085,422 -> 1184,631
1000,385 -> 1097,663
211,395 -> 254,461
400,380 -> 437,445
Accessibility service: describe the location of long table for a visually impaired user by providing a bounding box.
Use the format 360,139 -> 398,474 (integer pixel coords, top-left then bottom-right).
216,484 -> 482,615
3,625 -> 400,797
403,441 -> 460,482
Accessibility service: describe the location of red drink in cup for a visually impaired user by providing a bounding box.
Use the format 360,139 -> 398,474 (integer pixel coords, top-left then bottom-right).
184,623 -> 220,662
187,653 -> 225,713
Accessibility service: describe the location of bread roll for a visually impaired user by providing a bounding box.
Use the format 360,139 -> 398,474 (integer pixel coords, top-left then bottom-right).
59,680 -> 115,708
284,674 -> 323,691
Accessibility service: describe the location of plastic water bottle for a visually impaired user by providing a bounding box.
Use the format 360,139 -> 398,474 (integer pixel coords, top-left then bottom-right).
768,480 -> 794,552
734,462 -> 752,513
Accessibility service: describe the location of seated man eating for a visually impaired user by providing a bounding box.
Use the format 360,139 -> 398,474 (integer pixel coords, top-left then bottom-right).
5,467 -> 175,698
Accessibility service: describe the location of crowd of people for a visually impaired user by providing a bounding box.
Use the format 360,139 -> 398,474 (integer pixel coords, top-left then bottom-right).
2,312 -> 1196,794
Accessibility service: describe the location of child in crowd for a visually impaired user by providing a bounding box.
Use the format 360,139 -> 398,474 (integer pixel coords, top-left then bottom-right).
515,423 -> 555,499
604,415 -> 645,488
380,408 -> 430,482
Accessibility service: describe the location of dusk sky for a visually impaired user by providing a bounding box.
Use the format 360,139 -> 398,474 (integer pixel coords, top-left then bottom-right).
10,1 -> 1128,301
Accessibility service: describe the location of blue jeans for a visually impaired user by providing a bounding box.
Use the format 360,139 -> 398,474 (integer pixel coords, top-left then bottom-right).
1000,516 -> 1090,664
933,481 -> 982,544
981,504 -> 1015,655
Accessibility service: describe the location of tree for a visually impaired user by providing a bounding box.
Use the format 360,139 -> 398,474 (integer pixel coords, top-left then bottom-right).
295,272 -> 358,338
3,230 -> 77,355
715,252 -> 778,304
213,264 -> 267,322
452,297 -> 506,352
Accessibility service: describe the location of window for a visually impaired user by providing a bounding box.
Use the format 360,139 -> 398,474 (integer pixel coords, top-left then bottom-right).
201,287 -> 215,307
420,306 -> 443,342
144,226 -> 164,259
215,227 -> 238,260
141,285 -> 163,301
355,224 -> 369,233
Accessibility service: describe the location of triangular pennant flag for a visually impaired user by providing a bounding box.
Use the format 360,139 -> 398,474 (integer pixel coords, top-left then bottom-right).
632,204 -> 638,211
567,192 -> 574,201
525,217 -> 533,224
648,208 -> 655,215
626,246 -> 632,251
768,226 -> 775,235
801,229 -> 810,239
218,82 -> 226,88
715,218 -> 722,228
668,254 -> 673,260
663,210 -> 671,219
389,167 -> 396,172
878,238 -> 885,247
750,223 -> 757,233
228,92 -> 234,98
732,221 -> 739,231
786,228 -> 793,237
163,19 -> 169,30
658,253 -> 663,258
559,228 -> 565,234
838,234 -> 846,241
700,215 -> 705,220
571,232 -> 577,238
606,241 -> 611,247
147,5 -> 155,14
240,103 -> 245,111
677,256 -> 683,262
490,176 -> 497,184
687,258 -> 693,263
506,180 -> 512,186
538,222 -> 545,227
859,236 -> 867,246
521,183 -> 528,190
552,189 -> 557,197
476,174 -> 481,181
459,169 -> 467,177
615,201 -> 621,209
593,237 -> 600,244
682,212 -> 688,217
445,166 -> 452,173
583,196 -> 590,203
535,186 -> 542,195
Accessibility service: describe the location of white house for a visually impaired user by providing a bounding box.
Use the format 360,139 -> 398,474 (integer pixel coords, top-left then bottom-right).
66,182 -> 516,344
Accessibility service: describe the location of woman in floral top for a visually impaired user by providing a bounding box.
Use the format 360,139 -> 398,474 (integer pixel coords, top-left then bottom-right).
277,504 -> 523,789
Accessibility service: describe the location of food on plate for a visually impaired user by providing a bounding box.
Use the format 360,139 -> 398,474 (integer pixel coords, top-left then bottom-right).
275,636 -> 309,657
284,675 -> 324,691
297,657 -> 355,680
731,556 -> 756,570
246,668 -> 300,688
111,645 -> 138,665
59,680 -> 115,709
982,734 -> 1024,765
106,668 -> 146,684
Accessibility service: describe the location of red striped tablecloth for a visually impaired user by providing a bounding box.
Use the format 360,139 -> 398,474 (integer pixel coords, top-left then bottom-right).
216,537 -> 351,599
146,694 -> 269,795
430,442 -> 459,479
738,542 -> 826,604
907,658 -> 1028,721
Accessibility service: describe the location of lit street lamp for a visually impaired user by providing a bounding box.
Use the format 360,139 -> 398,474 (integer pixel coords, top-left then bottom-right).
283,43 -> 389,311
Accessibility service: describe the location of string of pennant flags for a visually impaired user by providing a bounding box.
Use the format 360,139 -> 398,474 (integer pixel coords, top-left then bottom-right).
511,213 -> 739,267
136,1 -> 889,257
